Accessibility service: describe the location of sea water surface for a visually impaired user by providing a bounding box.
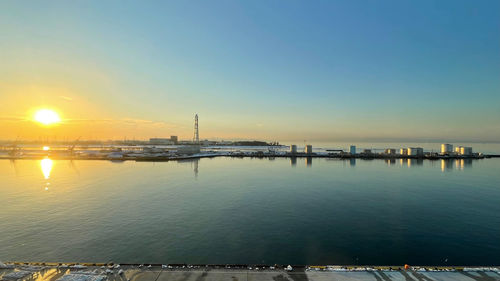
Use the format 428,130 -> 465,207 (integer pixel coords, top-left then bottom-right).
1,157 -> 499,265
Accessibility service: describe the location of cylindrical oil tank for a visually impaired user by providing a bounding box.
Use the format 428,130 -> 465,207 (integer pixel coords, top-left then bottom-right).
305,145 -> 313,154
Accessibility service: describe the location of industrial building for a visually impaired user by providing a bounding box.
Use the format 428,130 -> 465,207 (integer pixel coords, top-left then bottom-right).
149,138 -> 174,145
400,148 -> 408,155
384,148 -> 397,155
441,143 -> 453,154
290,145 -> 297,154
149,135 -> 178,145
201,139 -> 217,146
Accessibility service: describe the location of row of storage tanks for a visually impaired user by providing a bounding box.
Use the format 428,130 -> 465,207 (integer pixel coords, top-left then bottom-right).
349,145 -> 425,156
441,143 -> 473,155
289,144 -> 473,156
371,144 -> 473,156
289,145 -> 312,154
379,144 -> 473,156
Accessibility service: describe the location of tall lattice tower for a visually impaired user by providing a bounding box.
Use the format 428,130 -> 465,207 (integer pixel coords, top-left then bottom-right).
193,114 -> 199,144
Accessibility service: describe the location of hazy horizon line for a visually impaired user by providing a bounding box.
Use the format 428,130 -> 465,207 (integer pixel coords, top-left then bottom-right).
1,137 -> 499,144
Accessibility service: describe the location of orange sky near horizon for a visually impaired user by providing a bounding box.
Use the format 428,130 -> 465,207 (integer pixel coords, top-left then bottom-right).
1,80 -> 499,143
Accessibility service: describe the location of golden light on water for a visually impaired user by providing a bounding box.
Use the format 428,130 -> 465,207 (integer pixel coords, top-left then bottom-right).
34,109 -> 61,125
43,146 -> 50,151
41,158 -> 53,179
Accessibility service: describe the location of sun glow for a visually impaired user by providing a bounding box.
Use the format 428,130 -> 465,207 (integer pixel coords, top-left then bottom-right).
34,109 -> 61,125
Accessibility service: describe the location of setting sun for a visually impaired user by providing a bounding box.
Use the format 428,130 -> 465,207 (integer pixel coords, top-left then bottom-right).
34,109 -> 61,125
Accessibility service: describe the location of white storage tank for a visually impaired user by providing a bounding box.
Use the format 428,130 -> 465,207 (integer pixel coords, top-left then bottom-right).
400,148 -> 408,155
460,147 -> 473,156
441,143 -> 453,154
350,145 -> 356,155
305,145 -> 313,154
408,147 -> 424,156
385,148 -> 396,155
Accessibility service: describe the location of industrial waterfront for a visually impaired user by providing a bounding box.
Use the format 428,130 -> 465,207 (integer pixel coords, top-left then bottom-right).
2,115 -> 498,162
0,142 -> 497,162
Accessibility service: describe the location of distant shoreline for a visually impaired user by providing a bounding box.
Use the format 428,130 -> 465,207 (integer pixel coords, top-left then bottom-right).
0,153 -> 497,162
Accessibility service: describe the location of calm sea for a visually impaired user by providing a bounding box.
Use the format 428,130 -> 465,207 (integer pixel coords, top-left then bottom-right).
1,157 -> 499,265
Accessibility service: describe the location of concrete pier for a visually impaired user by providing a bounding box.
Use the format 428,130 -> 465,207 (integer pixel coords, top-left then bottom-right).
1,263 -> 499,281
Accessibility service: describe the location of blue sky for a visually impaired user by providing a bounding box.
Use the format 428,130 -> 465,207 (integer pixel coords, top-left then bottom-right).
1,0 -> 499,141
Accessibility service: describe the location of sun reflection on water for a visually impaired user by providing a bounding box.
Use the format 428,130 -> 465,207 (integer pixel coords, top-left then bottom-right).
41,158 -> 53,180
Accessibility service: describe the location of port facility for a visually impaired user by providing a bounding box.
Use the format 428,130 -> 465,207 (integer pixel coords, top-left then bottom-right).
0,143 -> 495,162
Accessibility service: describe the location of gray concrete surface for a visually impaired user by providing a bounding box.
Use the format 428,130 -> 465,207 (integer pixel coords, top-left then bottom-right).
1,264 -> 499,281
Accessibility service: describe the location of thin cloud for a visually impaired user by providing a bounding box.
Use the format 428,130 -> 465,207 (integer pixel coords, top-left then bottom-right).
64,118 -> 178,128
0,116 -> 27,122
59,96 -> 73,101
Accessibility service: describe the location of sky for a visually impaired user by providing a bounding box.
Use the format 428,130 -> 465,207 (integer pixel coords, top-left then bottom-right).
1,0 -> 499,142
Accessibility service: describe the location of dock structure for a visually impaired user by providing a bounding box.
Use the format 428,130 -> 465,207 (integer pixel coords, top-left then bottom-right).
1,263 -> 499,281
